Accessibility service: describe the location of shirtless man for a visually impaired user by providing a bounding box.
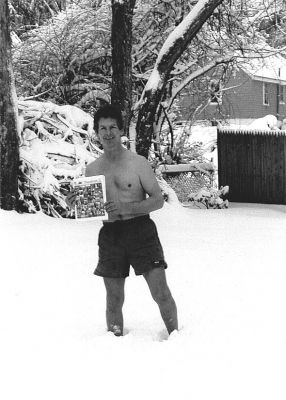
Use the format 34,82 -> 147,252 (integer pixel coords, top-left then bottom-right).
67,104 -> 178,336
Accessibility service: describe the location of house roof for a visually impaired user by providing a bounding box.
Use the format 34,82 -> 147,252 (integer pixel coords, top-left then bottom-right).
240,54 -> 286,85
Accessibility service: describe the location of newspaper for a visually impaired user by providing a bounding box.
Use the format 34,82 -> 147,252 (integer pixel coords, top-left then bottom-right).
73,175 -> 108,221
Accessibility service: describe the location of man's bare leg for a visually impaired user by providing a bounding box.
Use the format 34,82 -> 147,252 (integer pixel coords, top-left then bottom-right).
143,268 -> 178,334
103,277 -> 125,336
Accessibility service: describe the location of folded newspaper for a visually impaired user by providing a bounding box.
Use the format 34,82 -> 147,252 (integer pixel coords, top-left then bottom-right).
73,175 -> 108,221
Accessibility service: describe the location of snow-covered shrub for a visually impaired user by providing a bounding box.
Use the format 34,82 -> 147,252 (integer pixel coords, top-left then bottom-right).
13,1 -> 111,106
156,120 -> 216,166
188,186 -> 229,209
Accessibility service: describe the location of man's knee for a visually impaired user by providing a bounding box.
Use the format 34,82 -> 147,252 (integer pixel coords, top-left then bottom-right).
151,285 -> 172,305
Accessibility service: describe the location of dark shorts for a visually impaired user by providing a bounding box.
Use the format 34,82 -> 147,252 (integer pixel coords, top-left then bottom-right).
94,215 -> 167,278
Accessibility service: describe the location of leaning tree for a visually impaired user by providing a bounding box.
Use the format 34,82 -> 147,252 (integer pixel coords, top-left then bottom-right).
134,0 -> 226,157
0,0 -> 19,210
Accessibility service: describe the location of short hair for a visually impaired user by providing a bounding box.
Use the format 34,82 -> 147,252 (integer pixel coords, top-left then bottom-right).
93,104 -> 123,132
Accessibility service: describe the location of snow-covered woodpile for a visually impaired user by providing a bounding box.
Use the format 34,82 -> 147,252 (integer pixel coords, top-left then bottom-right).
18,100 -> 103,217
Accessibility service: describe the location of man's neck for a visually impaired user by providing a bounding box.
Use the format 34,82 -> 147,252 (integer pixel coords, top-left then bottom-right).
104,146 -> 126,163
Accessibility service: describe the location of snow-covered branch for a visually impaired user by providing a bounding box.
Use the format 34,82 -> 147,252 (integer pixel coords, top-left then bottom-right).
170,59 -> 198,78
154,0 -> 225,73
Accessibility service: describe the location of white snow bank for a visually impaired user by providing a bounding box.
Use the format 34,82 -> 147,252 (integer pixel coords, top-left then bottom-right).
1,202 -> 286,400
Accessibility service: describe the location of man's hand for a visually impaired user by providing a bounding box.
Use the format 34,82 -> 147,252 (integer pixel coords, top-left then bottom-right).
104,201 -> 130,216
66,190 -> 77,209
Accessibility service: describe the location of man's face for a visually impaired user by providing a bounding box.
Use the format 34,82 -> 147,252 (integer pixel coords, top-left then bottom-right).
97,117 -> 122,149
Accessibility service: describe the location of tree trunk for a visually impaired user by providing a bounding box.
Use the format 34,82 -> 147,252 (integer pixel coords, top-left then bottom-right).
111,0 -> 136,137
135,0 -> 224,158
0,0 -> 19,210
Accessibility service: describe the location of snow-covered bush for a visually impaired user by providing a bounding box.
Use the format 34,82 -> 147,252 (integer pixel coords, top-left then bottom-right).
155,119 -> 217,166
13,1 -> 111,106
188,186 -> 229,209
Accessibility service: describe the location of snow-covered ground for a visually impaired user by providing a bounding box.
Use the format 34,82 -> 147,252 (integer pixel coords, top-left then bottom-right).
1,202 -> 286,400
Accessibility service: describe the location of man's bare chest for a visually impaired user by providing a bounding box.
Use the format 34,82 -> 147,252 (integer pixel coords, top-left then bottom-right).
105,167 -> 141,192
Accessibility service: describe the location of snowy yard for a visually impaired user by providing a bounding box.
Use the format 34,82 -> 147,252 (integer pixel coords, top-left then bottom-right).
1,202 -> 286,400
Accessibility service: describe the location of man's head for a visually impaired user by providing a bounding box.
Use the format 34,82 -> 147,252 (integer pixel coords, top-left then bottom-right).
93,104 -> 123,133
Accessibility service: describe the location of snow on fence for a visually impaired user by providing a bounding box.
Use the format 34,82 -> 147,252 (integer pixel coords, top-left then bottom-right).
158,162 -> 215,203
217,127 -> 286,205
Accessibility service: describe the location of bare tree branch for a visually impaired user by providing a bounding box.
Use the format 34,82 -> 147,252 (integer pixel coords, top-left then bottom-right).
167,54 -> 235,111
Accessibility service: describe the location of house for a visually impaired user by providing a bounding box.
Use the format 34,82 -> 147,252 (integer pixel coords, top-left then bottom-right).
179,54 -> 286,126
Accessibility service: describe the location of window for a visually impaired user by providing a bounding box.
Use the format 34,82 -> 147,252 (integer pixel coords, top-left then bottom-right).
278,85 -> 285,104
263,82 -> 270,106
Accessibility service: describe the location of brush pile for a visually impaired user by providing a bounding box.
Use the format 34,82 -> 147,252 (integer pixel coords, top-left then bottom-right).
18,100 -> 102,217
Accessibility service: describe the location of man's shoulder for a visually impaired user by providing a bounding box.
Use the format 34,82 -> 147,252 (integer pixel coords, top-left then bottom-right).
126,152 -> 154,178
127,151 -> 148,165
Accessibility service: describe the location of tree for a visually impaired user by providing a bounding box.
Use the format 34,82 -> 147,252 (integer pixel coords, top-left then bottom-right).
111,0 -> 136,136
134,0 -> 226,157
0,0 -> 19,210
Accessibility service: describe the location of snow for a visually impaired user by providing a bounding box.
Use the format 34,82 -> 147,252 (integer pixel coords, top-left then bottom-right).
145,68 -> 161,92
1,201 -> 286,400
240,53 -> 286,84
173,123 -> 218,165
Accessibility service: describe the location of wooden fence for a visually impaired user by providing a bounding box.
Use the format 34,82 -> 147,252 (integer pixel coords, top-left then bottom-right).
217,127 -> 286,204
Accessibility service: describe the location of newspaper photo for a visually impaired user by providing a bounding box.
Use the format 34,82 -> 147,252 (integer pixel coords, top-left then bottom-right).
73,175 -> 108,221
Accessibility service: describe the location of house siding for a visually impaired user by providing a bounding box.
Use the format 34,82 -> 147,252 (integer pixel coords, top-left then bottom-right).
179,68 -> 286,124
217,69 -> 286,121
